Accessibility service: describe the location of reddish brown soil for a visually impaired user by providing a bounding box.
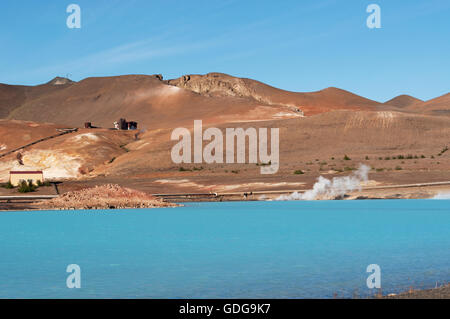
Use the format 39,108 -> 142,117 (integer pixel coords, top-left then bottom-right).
0,73 -> 448,198
384,94 -> 424,108
38,184 -> 176,210
408,93 -> 450,116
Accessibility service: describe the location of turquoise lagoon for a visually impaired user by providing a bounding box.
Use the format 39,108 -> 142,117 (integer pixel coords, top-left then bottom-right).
0,200 -> 448,298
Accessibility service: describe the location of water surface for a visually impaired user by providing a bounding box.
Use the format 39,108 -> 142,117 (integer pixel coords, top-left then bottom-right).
0,200 -> 448,298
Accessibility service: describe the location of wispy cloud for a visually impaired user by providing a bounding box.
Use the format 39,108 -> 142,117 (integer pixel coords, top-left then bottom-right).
12,33 -> 227,82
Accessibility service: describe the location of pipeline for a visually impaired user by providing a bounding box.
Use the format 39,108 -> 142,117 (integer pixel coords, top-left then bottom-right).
0,128 -> 78,159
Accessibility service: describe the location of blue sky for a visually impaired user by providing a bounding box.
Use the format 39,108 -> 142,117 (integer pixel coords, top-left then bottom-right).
0,0 -> 449,101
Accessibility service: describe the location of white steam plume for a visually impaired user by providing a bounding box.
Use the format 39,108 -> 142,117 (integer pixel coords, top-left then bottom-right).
277,164 -> 371,201
432,193 -> 450,199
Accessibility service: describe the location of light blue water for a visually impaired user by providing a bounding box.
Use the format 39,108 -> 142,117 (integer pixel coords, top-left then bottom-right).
0,200 -> 448,299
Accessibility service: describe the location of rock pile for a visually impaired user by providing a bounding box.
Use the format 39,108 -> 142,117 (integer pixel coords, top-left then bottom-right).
39,184 -> 177,210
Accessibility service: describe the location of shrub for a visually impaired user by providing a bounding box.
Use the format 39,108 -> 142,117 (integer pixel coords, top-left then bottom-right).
120,144 -> 130,152
365,156 -> 370,160
256,161 -> 271,166
439,146 -> 448,156
395,166 -> 402,170
1,181 -> 14,189
294,170 -> 304,175
18,180 -> 36,193
344,155 -> 351,161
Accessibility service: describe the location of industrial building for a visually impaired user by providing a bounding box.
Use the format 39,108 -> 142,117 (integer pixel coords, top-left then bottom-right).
9,171 -> 44,187
114,118 -> 138,130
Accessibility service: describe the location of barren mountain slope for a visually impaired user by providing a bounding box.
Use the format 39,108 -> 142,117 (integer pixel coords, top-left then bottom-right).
0,120 -> 135,181
384,95 -> 424,108
4,75 -> 302,128
1,73 -> 448,197
0,78 -> 74,118
1,109 -> 449,196
168,73 -> 384,115
0,84 -> 28,118
407,93 -> 450,116
0,120 -> 62,152
80,110 -> 450,195
3,73 -> 447,129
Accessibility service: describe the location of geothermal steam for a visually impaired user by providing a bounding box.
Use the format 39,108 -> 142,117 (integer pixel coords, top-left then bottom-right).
432,193 -> 450,199
277,164 -> 371,200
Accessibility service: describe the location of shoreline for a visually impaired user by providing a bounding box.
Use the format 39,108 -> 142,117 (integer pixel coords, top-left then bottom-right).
1,195 -> 447,212
380,283 -> 450,299
1,180 -> 449,211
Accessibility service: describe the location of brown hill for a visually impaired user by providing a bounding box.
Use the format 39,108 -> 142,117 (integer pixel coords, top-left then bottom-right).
1,73 -> 449,199
0,77 -> 74,118
1,110 -> 449,198
2,73 -> 447,129
0,119 -> 62,152
384,95 -> 423,108
98,109 -> 450,177
0,120 -> 136,181
1,73 -> 393,129
50,108 -> 448,198
0,84 -> 28,118
408,93 -> 450,116
168,72 -> 383,115
4,74 -> 304,128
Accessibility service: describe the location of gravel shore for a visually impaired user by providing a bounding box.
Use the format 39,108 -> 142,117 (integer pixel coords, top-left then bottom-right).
382,284 -> 450,299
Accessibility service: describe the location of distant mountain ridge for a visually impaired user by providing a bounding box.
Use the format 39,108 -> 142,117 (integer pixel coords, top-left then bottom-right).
0,73 -> 448,128
384,94 -> 424,108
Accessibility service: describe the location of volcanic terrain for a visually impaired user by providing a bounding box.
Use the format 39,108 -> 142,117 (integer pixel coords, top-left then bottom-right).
1,73 -> 449,200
